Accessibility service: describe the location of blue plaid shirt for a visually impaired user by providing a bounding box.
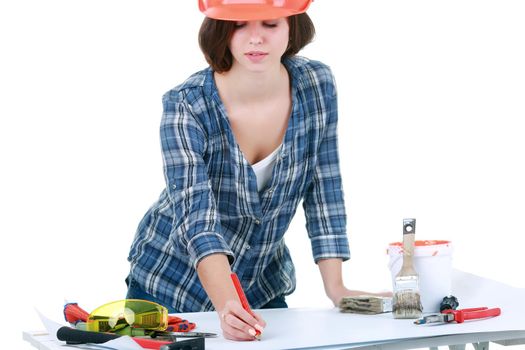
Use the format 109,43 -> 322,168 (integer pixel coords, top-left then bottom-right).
128,56 -> 350,312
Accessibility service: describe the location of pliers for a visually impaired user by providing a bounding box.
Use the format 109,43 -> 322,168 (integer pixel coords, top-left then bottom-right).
414,307 -> 501,325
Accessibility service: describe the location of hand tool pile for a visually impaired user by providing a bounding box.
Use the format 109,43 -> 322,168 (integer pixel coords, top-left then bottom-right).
62,299 -> 215,349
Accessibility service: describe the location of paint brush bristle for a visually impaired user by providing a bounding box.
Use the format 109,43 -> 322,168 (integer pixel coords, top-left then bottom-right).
392,277 -> 423,318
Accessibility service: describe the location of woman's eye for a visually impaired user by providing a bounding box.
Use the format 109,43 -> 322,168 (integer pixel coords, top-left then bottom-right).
263,22 -> 278,28
234,22 -> 247,28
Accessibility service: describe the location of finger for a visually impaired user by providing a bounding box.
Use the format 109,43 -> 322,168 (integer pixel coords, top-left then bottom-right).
252,311 -> 266,329
221,314 -> 255,340
229,304 -> 261,327
223,312 -> 259,338
222,328 -> 255,341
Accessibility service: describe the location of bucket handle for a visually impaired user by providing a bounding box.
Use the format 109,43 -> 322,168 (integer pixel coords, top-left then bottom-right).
388,254 -> 402,271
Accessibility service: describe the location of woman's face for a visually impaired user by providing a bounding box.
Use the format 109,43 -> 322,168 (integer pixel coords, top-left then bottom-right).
228,18 -> 290,72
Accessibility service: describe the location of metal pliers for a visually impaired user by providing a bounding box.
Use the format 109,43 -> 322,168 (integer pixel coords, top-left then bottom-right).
414,307 -> 501,325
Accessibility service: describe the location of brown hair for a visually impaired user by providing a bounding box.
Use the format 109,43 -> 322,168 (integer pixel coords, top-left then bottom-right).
198,14 -> 315,73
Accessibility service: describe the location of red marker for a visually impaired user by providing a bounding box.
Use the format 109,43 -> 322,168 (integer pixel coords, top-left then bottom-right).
230,272 -> 262,339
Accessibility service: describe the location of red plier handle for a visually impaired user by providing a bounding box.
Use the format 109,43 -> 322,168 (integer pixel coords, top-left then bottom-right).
442,307 -> 501,323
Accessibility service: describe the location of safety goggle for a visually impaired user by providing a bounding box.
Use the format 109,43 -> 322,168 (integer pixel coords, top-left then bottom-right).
86,299 -> 168,333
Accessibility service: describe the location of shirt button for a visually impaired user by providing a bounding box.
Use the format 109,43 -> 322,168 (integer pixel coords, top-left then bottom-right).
267,188 -> 274,194
246,245 -> 251,250
254,218 -> 261,225
171,184 -> 177,189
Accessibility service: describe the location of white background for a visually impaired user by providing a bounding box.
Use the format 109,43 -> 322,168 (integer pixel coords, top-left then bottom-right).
1,1 -> 524,349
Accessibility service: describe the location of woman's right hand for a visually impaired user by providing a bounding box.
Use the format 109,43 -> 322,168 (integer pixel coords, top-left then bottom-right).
195,254 -> 266,340
218,299 -> 266,341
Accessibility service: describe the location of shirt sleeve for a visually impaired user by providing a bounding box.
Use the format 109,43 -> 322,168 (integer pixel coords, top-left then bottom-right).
302,80 -> 351,264
161,92 -> 234,269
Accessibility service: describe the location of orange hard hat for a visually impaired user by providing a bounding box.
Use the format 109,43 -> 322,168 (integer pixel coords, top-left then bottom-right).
198,0 -> 313,21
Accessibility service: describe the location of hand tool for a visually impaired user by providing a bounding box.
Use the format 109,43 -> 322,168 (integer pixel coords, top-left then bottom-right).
392,218 -> 423,319
57,326 -> 172,349
414,307 -> 501,325
163,331 -> 216,338
166,316 -> 196,332
63,303 -> 89,325
114,326 -> 216,339
159,337 -> 205,350
440,295 -> 459,312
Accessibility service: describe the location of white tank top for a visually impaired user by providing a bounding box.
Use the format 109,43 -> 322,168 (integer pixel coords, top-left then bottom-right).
251,145 -> 281,192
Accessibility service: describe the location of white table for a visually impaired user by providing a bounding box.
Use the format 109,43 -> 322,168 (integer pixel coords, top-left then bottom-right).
23,270 -> 525,350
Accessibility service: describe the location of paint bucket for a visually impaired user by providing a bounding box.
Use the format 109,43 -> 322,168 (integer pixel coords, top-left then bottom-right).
387,240 -> 453,313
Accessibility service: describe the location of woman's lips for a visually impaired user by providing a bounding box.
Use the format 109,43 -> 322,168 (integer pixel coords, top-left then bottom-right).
245,51 -> 268,63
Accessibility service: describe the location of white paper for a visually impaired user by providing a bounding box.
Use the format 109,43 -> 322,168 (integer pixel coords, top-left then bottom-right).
173,270 -> 525,350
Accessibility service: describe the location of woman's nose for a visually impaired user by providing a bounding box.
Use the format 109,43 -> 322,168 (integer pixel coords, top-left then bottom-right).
249,35 -> 263,45
248,23 -> 263,45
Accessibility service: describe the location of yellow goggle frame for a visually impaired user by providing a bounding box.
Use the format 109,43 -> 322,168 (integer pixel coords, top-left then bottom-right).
86,299 -> 168,333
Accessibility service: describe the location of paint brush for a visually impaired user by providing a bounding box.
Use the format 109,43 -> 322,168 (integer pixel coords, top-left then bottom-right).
392,218 -> 423,319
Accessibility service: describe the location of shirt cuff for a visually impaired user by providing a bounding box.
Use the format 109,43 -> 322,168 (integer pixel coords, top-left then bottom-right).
310,234 -> 351,263
187,231 -> 235,269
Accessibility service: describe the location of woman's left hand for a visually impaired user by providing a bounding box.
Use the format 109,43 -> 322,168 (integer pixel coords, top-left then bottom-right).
327,285 -> 392,307
316,258 -> 392,307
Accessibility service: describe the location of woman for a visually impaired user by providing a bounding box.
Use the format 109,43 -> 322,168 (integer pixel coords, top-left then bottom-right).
127,0 -> 386,341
